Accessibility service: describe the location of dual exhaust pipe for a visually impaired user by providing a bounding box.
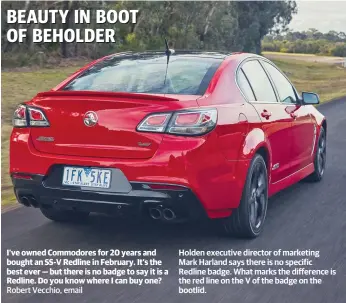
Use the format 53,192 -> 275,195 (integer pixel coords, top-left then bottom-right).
149,207 -> 176,221
20,195 -> 176,220
19,195 -> 38,208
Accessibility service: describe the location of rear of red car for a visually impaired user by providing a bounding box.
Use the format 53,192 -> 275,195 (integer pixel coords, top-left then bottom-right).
10,51 -> 248,222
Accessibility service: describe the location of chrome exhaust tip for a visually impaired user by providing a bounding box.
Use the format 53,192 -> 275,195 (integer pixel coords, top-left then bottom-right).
162,208 -> 176,221
149,208 -> 162,220
29,196 -> 38,208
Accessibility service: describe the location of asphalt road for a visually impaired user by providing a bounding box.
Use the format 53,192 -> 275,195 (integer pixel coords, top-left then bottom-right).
2,97 -> 346,303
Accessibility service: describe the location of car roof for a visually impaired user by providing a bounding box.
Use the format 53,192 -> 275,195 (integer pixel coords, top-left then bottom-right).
108,50 -> 236,61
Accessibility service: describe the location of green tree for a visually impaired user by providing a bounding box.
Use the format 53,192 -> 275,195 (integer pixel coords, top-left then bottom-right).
234,1 -> 297,53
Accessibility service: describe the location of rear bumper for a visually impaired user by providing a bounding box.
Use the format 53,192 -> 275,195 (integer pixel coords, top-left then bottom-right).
12,175 -> 206,220
10,129 -> 250,219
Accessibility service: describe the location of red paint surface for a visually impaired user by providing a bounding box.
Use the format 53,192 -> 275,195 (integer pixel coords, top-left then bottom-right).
9,53 -> 326,218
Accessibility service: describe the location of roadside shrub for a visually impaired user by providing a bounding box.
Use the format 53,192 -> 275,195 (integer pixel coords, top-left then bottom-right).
262,38 -> 346,57
331,44 -> 346,57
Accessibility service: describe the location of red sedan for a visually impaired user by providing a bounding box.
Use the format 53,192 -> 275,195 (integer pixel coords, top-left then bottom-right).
10,51 -> 327,238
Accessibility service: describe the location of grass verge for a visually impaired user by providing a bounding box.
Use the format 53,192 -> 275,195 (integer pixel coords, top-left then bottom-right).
1,66 -> 82,207
1,58 -> 346,207
271,58 -> 346,101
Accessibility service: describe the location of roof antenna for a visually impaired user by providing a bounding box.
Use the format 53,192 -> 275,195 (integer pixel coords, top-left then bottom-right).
164,38 -> 174,87
164,38 -> 171,63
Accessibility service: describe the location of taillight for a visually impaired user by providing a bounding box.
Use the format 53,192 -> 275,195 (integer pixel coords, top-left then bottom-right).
137,113 -> 172,133
12,105 -> 49,128
137,109 -> 217,136
13,105 -> 27,127
28,108 -> 49,126
168,109 -> 217,135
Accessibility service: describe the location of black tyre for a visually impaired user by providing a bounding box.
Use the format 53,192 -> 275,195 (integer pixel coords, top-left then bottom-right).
40,207 -> 89,223
306,127 -> 326,182
222,154 -> 268,238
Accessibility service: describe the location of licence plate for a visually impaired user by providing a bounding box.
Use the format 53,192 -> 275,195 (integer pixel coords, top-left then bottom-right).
62,167 -> 111,189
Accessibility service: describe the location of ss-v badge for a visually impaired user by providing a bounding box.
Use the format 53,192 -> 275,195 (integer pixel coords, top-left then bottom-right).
137,142 -> 151,147
272,163 -> 280,170
36,136 -> 54,142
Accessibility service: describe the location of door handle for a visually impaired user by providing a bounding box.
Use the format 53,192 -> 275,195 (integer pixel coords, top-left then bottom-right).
261,110 -> 272,120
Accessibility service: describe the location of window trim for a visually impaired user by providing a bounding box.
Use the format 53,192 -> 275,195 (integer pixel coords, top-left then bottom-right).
235,56 -> 301,105
236,58 -> 278,103
238,68 -> 257,101
259,59 -> 300,105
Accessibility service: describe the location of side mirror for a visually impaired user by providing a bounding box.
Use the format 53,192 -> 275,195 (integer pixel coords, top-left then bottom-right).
301,92 -> 320,105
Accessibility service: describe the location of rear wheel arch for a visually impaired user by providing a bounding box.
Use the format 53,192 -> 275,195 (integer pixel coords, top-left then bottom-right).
254,145 -> 271,183
233,142 -> 271,209
242,128 -> 266,158
222,152 -> 269,238
256,146 -> 270,170
241,128 -> 272,180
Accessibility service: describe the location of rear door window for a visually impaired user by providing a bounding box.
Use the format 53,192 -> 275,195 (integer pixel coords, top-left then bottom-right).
241,60 -> 277,103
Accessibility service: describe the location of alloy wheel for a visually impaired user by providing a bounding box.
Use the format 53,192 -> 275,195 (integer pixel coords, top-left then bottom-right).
317,131 -> 326,176
249,162 -> 267,230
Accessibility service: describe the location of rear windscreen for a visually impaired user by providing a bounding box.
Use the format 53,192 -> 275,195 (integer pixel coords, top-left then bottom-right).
63,55 -> 223,95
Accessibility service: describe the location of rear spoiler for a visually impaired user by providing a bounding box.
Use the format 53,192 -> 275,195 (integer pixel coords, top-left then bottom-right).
36,91 -> 180,101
